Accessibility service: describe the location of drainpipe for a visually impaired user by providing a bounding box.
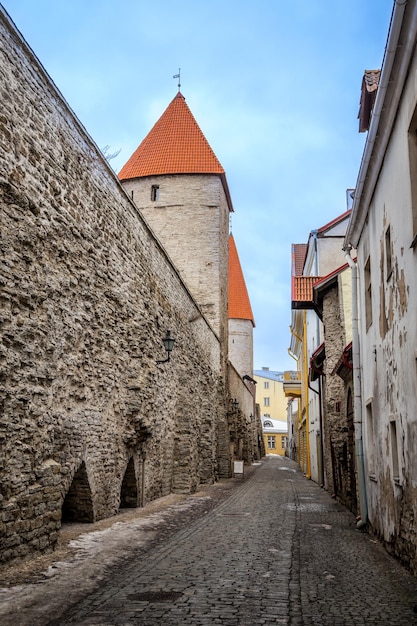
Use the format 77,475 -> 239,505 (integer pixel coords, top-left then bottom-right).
303,311 -> 311,479
308,364 -> 325,487
344,249 -> 368,528
290,321 -> 311,478
289,332 -> 302,468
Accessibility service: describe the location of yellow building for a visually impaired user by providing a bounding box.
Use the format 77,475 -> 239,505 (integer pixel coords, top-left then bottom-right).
254,369 -> 288,456
262,419 -> 288,456
253,368 -> 288,421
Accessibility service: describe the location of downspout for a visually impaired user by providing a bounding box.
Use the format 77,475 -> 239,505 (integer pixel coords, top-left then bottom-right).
308,362 -> 325,487
290,320 -> 311,478
289,330 -> 302,469
287,349 -> 300,464
303,311 -> 311,479
344,249 -> 368,528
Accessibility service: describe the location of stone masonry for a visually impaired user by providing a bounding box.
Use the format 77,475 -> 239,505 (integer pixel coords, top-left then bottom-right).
0,8 -> 244,564
321,285 -> 357,514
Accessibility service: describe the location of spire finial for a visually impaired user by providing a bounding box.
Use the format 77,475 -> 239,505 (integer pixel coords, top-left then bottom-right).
173,68 -> 181,92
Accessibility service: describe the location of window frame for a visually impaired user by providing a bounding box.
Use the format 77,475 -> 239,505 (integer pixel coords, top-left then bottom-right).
151,184 -> 160,201
267,435 -> 276,450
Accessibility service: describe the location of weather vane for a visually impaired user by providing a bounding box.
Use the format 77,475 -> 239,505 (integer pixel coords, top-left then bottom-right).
173,68 -> 181,92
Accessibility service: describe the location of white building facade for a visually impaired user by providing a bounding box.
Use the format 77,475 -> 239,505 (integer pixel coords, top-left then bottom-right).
345,0 -> 417,574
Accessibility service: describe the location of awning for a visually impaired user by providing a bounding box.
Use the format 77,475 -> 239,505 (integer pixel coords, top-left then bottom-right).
310,342 -> 325,381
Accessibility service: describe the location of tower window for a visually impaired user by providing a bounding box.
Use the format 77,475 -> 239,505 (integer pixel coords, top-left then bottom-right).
151,185 -> 159,201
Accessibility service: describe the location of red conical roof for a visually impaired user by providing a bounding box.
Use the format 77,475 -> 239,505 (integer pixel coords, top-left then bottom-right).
118,92 -> 225,180
228,234 -> 255,326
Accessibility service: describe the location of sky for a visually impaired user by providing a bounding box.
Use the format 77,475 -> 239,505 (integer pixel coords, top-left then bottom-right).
2,0 -> 394,371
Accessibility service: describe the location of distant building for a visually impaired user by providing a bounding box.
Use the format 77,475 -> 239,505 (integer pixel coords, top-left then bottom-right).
289,211 -> 351,482
253,368 -> 287,421
262,419 -> 288,456
254,368 -> 288,456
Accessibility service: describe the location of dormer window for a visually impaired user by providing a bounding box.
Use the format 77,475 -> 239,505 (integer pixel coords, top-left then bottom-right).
151,185 -> 159,201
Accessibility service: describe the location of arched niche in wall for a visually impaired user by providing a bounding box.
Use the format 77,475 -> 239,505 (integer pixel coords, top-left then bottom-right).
61,461 -> 94,523
120,457 -> 138,509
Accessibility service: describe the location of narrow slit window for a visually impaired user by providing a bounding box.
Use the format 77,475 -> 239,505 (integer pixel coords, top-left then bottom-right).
385,226 -> 392,279
364,256 -> 372,329
390,420 -> 399,481
151,185 -> 159,201
407,112 -> 417,246
366,401 -> 375,476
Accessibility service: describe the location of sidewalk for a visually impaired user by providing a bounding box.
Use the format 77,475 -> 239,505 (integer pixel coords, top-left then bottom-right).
1,456 -> 417,625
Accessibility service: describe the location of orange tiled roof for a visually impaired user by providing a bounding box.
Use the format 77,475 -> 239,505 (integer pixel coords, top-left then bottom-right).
292,243 -> 308,277
118,92 -> 225,180
228,234 -> 255,326
291,276 -> 321,309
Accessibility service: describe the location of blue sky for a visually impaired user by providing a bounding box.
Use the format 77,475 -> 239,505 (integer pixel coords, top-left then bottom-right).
2,0 -> 393,371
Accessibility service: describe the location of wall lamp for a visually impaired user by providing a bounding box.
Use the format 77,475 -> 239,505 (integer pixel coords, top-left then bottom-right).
156,330 -> 175,364
227,398 -> 239,415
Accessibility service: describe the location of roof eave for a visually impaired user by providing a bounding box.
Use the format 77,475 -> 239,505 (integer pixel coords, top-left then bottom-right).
221,173 -> 234,212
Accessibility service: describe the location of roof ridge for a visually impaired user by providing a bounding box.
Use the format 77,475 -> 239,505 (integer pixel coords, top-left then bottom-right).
118,92 -> 225,180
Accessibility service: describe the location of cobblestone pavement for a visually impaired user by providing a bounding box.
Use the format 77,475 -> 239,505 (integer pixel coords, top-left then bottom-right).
4,456 -> 417,625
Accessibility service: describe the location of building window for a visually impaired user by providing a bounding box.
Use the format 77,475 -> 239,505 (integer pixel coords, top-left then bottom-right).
390,419 -> 400,482
385,226 -> 392,279
366,400 -> 375,477
364,256 -> 372,330
264,397 -> 270,407
263,420 -> 273,427
264,413 -> 270,418
281,436 -> 287,449
264,381 -> 269,389
267,436 -> 276,449
151,185 -> 159,201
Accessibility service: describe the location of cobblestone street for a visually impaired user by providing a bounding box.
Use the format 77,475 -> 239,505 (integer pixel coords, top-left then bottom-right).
2,456 -> 417,625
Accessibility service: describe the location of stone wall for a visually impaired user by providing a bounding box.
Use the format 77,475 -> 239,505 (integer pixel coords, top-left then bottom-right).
228,318 -> 253,379
122,174 -> 230,344
227,363 -> 261,466
321,286 -> 357,514
0,8 -> 228,563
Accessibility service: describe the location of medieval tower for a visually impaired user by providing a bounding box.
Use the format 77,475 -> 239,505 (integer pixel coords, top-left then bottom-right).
228,233 -> 255,378
118,91 -> 232,350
